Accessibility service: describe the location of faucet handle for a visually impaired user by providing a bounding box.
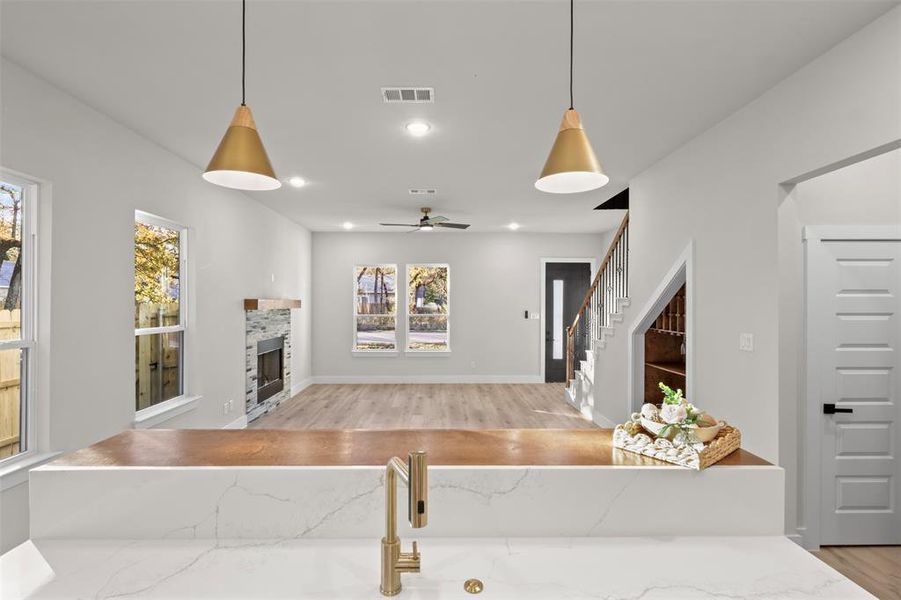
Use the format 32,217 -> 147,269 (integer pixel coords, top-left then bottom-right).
397,541 -> 421,573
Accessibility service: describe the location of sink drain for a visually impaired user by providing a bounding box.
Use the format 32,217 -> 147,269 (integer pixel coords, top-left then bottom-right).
464,578 -> 484,594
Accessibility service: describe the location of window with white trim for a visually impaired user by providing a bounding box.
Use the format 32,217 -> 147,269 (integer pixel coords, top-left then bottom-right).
353,265 -> 397,351
406,264 -> 449,352
134,212 -> 186,412
0,173 -> 35,463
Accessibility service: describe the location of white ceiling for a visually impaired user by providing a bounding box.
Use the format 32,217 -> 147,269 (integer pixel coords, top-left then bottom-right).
1,1 -> 896,233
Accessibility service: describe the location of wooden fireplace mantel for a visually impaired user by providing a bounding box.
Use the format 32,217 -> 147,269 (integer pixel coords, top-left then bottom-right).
244,298 -> 302,311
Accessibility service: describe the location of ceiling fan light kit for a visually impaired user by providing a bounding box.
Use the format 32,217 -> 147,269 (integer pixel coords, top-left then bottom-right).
203,0 -> 280,191
535,0 -> 608,194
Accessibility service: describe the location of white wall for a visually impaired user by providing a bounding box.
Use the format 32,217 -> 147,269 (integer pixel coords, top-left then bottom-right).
592,6 -> 900,474
311,232 -> 609,381
0,59 -> 312,552
778,148 -> 901,543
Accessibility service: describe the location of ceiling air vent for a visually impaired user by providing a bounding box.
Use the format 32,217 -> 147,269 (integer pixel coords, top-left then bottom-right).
382,87 -> 435,103
409,188 -> 437,196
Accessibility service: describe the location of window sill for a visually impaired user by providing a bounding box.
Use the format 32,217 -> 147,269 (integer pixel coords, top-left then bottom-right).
133,395 -> 201,429
0,451 -> 62,491
352,350 -> 398,356
405,349 -> 452,356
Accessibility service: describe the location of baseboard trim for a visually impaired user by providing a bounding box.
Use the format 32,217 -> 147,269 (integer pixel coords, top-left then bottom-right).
311,375 -> 544,384
788,527 -> 814,550
291,377 -> 313,396
223,414 -> 248,430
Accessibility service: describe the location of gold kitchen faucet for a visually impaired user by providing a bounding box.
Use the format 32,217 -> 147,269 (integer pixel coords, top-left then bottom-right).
380,451 -> 428,596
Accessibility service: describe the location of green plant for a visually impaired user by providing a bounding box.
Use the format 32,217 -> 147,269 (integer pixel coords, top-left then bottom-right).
657,382 -> 700,444
658,382 -> 684,405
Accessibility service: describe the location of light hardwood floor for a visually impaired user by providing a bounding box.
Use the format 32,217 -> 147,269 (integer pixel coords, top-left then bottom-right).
250,383 -> 597,429
813,546 -> 901,599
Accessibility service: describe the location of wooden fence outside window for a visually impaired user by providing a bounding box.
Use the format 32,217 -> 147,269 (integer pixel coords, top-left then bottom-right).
0,309 -> 22,459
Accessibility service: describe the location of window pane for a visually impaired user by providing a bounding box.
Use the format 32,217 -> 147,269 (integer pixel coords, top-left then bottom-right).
135,331 -> 183,410
408,266 -> 448,315
0,347 -> 24,460
408,315 -> 448,351
552,279 -> 564,360
355,316 -> 396,350
135,221 -> 180,328
0,181 -> 23,338
355,266 -> 396,315
408,265 -> 449,351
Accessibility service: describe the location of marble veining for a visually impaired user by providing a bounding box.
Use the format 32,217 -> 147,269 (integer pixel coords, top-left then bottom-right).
29,465 -> 785,540
0,537 -> 872,599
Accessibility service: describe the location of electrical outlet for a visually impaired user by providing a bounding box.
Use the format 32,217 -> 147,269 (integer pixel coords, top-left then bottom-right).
223,401 -> 230,415
470,360 -> 477,369
739,333 -> 754,352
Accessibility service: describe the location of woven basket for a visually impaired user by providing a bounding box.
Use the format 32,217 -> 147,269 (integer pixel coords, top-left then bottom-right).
614,422 -> 741,470
697,425 -> 741,469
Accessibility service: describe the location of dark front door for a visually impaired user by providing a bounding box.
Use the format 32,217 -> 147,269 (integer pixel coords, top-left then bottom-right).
545,262 -> 591,382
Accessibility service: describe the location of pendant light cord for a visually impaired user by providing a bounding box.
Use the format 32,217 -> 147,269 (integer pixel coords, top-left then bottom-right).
569,0 -> 574,110
241,0 -> 246,106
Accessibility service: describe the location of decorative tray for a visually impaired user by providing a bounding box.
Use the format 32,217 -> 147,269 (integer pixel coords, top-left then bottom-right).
613,421 -> 741,470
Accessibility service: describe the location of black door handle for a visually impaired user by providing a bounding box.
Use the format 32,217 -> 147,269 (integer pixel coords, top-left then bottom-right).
823,403 -> 853,415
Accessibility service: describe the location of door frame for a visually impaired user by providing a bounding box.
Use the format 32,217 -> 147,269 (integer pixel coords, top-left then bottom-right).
628,241 -> 694,416
801,224 -> 901,550
539,258 -> 596,383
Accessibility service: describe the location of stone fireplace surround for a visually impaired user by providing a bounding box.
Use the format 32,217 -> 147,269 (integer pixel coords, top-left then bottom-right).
244,299 -> 300,422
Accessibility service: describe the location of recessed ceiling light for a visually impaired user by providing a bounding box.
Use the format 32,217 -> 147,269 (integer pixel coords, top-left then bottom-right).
508,223 -> 520,231
342,222 -> 354,230
287,176 -> 307,188
405,121 -> 431,137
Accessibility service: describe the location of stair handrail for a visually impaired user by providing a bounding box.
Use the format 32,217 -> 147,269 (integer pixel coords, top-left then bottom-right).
565,212 -> 629,387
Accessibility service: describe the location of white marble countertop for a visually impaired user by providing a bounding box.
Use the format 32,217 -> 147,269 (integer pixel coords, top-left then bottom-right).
1,536 -> 871,599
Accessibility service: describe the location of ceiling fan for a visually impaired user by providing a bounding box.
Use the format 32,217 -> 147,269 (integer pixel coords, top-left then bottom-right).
380,207 -> 471,231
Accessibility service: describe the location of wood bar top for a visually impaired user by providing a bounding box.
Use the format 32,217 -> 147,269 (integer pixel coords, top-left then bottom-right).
49,429 -> 770,468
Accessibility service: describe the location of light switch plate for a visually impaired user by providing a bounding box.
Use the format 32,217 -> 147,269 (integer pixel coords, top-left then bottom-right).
739,333 -> 754,352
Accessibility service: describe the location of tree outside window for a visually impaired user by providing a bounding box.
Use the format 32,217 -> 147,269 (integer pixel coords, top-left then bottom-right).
134,213 -> 185,411
0,177 -> 31,462
407,265 -> 449,351
354,265 -> 397,351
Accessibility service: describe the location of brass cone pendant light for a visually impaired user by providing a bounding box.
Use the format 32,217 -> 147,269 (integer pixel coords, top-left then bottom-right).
535,0 -> 608,194
203,0 -> 280,191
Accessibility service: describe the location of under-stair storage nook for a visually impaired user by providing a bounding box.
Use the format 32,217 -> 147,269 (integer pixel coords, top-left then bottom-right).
644,284 -> 687,403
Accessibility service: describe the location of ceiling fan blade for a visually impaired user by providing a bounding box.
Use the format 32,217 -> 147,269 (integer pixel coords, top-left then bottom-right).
379,223 -> 419,227
435,222 -> 470,229
426,215 -> 449,223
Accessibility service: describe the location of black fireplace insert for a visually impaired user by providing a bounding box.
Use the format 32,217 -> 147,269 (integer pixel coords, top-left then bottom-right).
256,336 -> 284,403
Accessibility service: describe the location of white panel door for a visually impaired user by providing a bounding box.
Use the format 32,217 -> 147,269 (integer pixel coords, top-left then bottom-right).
808,235 -> 901,545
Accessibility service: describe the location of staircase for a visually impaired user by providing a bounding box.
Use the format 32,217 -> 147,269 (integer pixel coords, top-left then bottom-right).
564,213 -> 630,420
